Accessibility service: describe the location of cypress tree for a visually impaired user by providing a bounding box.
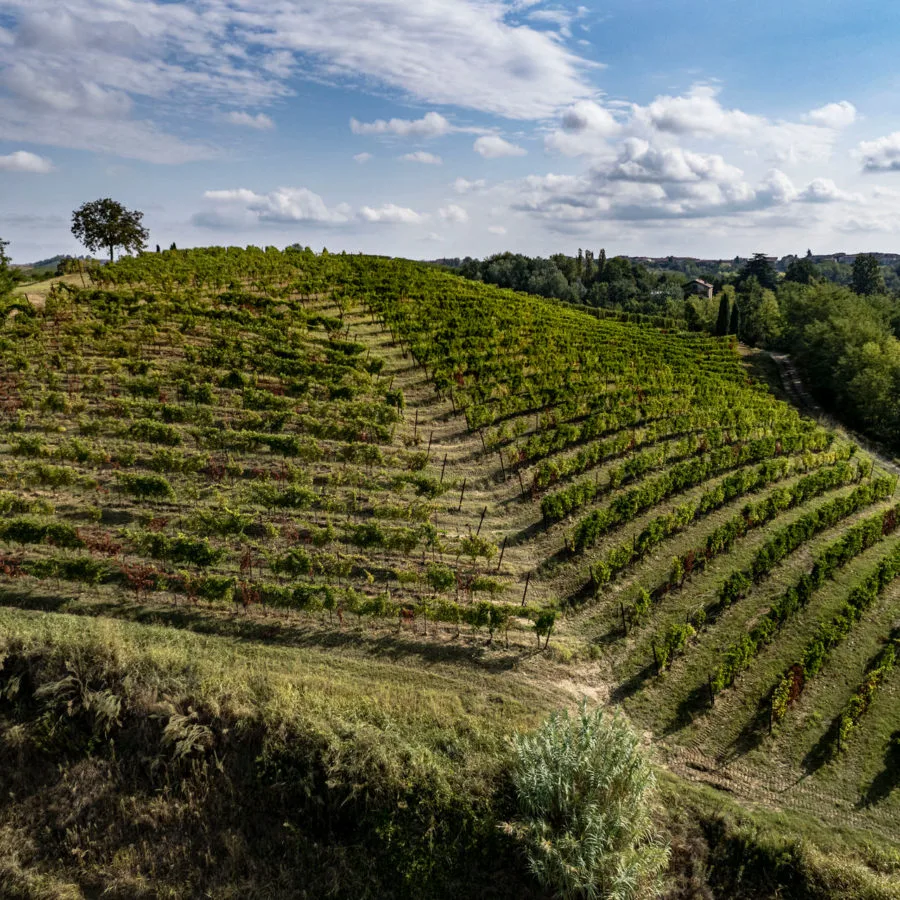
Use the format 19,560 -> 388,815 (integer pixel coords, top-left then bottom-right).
583,250 -> 594,283
729,302 -> 741,338
715,294 -> 731,336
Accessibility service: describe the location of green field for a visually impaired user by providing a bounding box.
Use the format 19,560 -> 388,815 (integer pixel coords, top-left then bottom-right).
0,246 -> 898,898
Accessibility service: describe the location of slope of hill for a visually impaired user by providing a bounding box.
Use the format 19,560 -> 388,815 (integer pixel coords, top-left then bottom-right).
0,246 -> 897,898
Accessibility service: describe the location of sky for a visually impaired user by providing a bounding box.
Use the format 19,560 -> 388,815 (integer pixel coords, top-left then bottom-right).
4,0 -> 900,262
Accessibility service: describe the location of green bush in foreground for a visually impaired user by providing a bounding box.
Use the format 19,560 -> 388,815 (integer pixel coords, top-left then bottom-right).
506,704 -> 668,900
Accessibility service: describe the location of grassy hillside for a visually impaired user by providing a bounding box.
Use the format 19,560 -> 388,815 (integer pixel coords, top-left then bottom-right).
0,246 -> 897,897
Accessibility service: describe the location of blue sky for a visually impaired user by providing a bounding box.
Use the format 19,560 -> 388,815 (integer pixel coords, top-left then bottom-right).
4,0 -> 900,262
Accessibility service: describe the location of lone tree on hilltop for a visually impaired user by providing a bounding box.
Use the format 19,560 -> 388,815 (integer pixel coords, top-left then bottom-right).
71,198 -> 148,262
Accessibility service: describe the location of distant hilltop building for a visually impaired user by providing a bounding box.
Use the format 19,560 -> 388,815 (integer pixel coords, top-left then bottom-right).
685,278 -> 714,299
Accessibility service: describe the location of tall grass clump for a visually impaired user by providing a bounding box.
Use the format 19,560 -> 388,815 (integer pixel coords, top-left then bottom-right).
506,703 -> 669,900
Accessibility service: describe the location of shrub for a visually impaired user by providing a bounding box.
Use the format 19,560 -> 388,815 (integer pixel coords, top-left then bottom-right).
506,704 -> 669,900
426,563 -> 455,594
129,418 -> 181,446
116,472 -> 174,500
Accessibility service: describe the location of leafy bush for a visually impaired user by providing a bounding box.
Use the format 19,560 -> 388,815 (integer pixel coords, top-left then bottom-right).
426,563 -> 455,594
116,472 -> 174,500
506,704 -> 668,900
129,418 -> 181,446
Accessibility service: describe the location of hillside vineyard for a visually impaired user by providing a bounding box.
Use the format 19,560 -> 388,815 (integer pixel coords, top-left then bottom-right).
1,246 -> 898,883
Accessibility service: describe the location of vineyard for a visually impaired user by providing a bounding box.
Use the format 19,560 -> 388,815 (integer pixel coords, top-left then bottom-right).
0,246 -> 898,897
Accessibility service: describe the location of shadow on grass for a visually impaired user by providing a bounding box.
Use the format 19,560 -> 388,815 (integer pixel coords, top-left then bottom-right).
859,729 -> 900,808
663,681 -> 713,737
0,587 -> 530,674
507,517 -> 556,548
742,349 -> 790,402
609,662 -> 657,703
801,715 -> 842,775
721,688 -> 773,763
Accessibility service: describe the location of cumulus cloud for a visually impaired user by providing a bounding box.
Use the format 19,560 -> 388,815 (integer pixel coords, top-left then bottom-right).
351,111 -> 451,139
401,151 -> 442,164
198,187 -> 353,225
607,138 -> 744,185
806,101 -> 857,129
488,224 -> 507,234
439,204 -> 468,223
359,203 -> 428,224
507,142 -> 808,229
545,99 -> 621,157
857,132 -> 900,172
797,177 -> 861,203
633,84 -> 850,163
636,84 -> 761,138
226,111 -> 275,130
353,152 -> 373,163
0,150 -> 54,173
474,135 -> 527,158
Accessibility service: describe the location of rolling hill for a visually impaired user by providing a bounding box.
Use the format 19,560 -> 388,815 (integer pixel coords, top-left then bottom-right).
0,246 -> 897,898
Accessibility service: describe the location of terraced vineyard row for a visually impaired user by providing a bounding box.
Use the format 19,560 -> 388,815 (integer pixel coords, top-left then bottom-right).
350,254 -> 900,833
1,247 -> 897,855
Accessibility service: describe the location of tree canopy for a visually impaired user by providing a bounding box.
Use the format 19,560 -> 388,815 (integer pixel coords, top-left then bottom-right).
0,238 -> 13,299
784,256 -> 819,285
71,198 -> 149,262
737,253 -> 778,291
851,253 -> 886,296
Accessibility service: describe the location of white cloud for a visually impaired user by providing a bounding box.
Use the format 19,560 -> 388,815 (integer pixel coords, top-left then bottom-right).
545,99 -> 621,157
439,204 -> 468,223
359,203 -> 428,225
507,144 -> 808,229
806,101 -> 857,129
797,177 -> 861,203
637,84 -> 762,139
351,111 -> 451,139
2,62 -> 133,118
527,8 -> 574,37
241,0 -> 594,119
0,100 -> 215,163
607,138 -> 744,185
857,132 -> 900,172
756,168 -> 797,205
199,186 -> 353,225
353,152 -> 373,163
226,111 -> 275,130
634,84 -> 849,163
401,151 -> 442,165
0,0 -> 594,168
488,225 -> 507,234
474,135 -> 527,158
0,150 -> 54,173
453,177 -> 487,194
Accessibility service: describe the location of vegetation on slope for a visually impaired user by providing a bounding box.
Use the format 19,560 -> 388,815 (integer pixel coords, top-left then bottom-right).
0,245 -> 898,898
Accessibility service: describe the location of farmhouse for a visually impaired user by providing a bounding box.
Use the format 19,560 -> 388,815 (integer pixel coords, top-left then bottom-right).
685,278 -> 714,299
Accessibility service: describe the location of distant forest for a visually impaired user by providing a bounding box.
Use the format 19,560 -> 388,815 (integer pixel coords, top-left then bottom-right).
442,250 -> 900,454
